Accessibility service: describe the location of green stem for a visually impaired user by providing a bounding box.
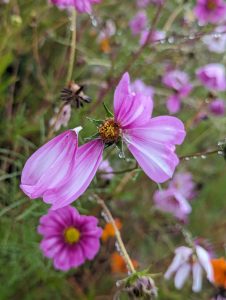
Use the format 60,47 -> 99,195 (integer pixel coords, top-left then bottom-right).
66,9 -> 77,84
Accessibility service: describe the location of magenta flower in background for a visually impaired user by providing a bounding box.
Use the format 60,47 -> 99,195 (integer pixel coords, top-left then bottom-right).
194,0 -> 226,24
136,0 -> 150,8
50,0 -> 101,13
98,160 -> 114,180
196,64 -> 226,91
20,128 -> 81,200
38,206 -> 102,271
168,171 -> 196,200
129,11 -> 148,36
153,188 -> 192,221
163,70 -> 192,114
209,99 -> 225,116
139,29 -> 166,46
202,26 -> 226,53
165,245 -> 213,292
131,79 -> 154,98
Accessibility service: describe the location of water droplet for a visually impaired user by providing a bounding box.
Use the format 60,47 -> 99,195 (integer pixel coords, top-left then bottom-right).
185,157 -> 190,161
218,151 -> 223,155
213,33 -> 221,38
90,15 -> 98,27
119,151 -> 125,159
193,156 -> 197,159
189,34 -> 195,40
167,36 -> 175,44
160,39 -> 165,44
201,155 -> 206,159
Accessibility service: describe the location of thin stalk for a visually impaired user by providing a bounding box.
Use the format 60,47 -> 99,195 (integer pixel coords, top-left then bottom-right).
180,149 -> 220,160
95,195 -> 136,274
66,9 -> 77,84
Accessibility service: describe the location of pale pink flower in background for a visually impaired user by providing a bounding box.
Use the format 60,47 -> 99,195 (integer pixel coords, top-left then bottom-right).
98,160 -> 114,180
129,11 -> 148,36
131,79 -> 154,98
20,128 -> 81,200
168,171 -> 196,200
38,206 -> 102,271
97,20 -> 116,42
202,26 -> 226,53
136,0 -> 150,8
50,0 -> 101,13
139,29 -> 166,46
163,70 -> 192,114
209,99 -> 225,116
165,245 -> 213,292
194,0 -> 226,25
153,188 -> 192,221
49,104 -> 71,132
196,64 -> 226,91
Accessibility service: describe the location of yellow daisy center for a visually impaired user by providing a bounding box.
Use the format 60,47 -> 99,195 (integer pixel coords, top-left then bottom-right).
98,118 -> 120,143
64,227 -> 80,245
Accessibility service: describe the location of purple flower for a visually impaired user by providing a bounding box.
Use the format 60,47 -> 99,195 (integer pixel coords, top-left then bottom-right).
129,11 -> 148,36
98,159 -> 114,180
139,29 -> 165,46
163,70 -> 192,114
50,0 -> 101,13
153,188 -> 192,221
194,0 -> 226,24
202,26 -> 226,53
131,79 -> 154,98
38,206 -> 102,271
136,0 -> 150,8
20,128 -> 81,200
165,245 -> 213,292
168,172 -> 196,200
209,99 -> 225,116
196,64 -> 226,91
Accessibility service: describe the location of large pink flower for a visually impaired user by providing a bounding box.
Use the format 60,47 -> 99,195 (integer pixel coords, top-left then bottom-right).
50,0 -> 101,13
38,205 -> 102,271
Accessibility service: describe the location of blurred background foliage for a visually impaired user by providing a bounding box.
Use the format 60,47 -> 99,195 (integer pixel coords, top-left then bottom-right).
0,0 -> 226,299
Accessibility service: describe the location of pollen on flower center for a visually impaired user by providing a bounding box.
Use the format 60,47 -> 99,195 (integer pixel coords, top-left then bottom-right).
64,227 -> 81,244
206,0 -> 217,10
98,118 -> 120,143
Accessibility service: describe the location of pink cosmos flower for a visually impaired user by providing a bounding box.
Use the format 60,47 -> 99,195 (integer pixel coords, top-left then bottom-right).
38,205 -> 102,271
131,79 -> 154,98
129,11 -> 148,36
209,99 -> 225,116
21,72 -> 185,210
168,171 -> 196,200
153,188 -> 192,221
163,70 -> 192,114
165,245 -> 213,292
139,29 -> 166,46
202,26 -> 226,53
50,0 -> 101,13
98,159 -> 114,181
194,0 -> 226,25
196,64 -> 226,91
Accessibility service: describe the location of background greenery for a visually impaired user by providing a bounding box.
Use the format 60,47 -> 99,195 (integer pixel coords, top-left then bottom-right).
0,0 -> 225,299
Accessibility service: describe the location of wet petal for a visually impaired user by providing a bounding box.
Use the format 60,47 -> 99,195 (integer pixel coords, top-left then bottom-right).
43,140 -> 104,209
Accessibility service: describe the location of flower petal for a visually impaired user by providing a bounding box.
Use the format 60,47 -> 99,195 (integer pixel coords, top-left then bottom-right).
196,245 -> 213,282
114,72 -> 153,128
43,140 -> 104,209
192,262 -> 203,293
20,129 -> 80,199
124,126 -> 184,183
174,263 -> 191,289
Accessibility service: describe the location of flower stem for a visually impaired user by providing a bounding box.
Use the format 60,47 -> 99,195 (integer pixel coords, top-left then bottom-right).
95,195 -> 136,274
179,149 -> 220,160
66,9 -> 77,84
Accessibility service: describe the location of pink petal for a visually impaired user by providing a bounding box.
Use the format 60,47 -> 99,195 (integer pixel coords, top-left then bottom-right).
80,237 -> 101,260
174,263 -> 191,289
43,140 -> 104,209
124,120 -> 185,182
196,245 -> 213,282
167,95 -> 181,114
192,262 -> 203,293
114,72 -> 153,128
20,129 -> 79,199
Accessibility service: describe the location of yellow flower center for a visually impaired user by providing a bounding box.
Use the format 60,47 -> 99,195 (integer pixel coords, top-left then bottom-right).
64,227 -> 80,245
98,118 -> 120,143
207,0 -> 217,10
